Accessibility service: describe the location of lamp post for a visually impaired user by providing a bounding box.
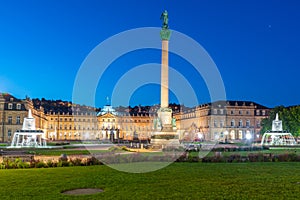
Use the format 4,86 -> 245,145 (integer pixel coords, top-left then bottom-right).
246,132 -> 252,146
224,130 -> 229,144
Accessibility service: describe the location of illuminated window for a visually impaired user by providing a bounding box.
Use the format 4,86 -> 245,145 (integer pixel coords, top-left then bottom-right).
220,120 -> 224,128
246,120 -> 250,127
8,116 -> 12,124
231,119 -> 235,127
214,120 -> 217,127
239,120 -> 243,127
8,130 -> 12,137
16,116 -> 21,124
8,103 -> 13,110
256,110 -> 260,115
257,121 -> 261,128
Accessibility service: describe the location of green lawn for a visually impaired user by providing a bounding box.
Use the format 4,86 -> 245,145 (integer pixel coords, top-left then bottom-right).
188,148 -> 300,157
0,162 -> 300,199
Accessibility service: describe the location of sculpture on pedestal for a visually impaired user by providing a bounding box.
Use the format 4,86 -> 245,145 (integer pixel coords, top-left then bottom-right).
150,11 -> 180,149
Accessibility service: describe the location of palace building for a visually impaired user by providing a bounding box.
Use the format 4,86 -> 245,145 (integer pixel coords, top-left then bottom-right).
0,93 -> 269,143
174,101 -> 269,142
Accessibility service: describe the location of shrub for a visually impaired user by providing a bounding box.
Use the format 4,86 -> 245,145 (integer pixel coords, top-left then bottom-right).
211,156 -> 226,163
263,154 -> 273,162
248,153 -> 264,162
175,152 -> 188,162
17,161 -> 30,169
46,160 -> 56,167
57,160 -> 69,167
276,153 -> 299,162
36,161 -> 47,168
187,155 -> 200,162
59,154 -> 68,162
288,153 -> 299,162
69,158 -> 82,166
86,156 -> 102,166
228,154 -> 241,163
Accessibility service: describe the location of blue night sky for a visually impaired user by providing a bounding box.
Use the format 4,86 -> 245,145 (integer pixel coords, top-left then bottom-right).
0,0 -> 300,108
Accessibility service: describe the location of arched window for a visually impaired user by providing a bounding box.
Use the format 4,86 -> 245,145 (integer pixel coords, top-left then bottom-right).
239,120 -> 243,127
220,120 -> 224,128
246,120 -> 250,127
231,119 -> 235,127
214,120 -> 217,127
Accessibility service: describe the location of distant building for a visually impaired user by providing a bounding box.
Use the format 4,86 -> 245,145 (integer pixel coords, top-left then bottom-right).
174,101 -> 269,141
45,110 -> 98,141
0,93 -> 270,143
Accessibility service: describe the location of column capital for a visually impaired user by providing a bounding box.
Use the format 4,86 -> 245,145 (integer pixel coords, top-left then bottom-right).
160,29 -> 171,41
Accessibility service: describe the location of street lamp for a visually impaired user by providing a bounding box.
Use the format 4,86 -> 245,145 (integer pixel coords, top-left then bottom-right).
246,132 -> 252,146
246,132 -> 252,140
224,130 -> 229,144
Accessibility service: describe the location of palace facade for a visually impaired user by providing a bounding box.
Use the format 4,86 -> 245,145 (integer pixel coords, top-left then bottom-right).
0,93 -> 269,143
174,101 -> 269,142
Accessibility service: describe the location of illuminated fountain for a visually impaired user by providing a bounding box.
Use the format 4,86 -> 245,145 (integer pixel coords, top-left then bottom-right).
261,113 -> 296,146
9,109 -> 47,148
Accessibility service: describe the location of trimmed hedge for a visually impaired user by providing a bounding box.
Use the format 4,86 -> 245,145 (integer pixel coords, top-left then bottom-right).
1,152 -> 300,169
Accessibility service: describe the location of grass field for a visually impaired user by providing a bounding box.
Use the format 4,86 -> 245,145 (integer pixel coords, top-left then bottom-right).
1,162 -> 300,199
196,148 -> 300,157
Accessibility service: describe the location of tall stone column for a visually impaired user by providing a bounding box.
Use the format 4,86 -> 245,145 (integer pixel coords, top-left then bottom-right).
161,39 -> 169,108
151,11 -> 179,149
158,11 -> 172,131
